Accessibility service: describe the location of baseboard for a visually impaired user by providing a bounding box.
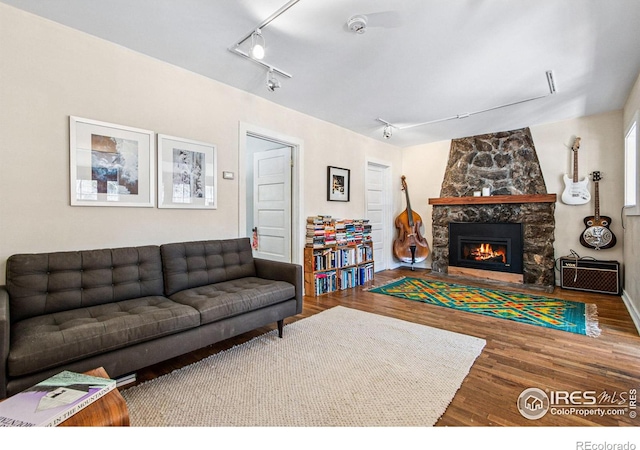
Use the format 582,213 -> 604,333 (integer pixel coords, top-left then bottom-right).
621,289 -> 640,335
389,261 -> 429,271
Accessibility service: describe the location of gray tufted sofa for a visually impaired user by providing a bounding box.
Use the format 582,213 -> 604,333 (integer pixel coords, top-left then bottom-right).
0,237 -> 302,398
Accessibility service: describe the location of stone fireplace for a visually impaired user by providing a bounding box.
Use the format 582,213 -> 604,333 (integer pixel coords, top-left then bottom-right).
429,127 -> 556,291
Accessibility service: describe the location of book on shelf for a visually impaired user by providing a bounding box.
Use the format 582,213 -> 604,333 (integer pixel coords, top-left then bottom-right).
314,270 -> 337,295
359,262 -> 374,284
0,370 -> 116,427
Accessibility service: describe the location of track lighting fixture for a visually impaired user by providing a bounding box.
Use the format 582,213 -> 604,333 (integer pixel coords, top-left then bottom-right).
228,0 -> 298,82
266,69 -> 281,92
376,70 -> 558,140
378,119 -> 395,140
250,29 -> 265,60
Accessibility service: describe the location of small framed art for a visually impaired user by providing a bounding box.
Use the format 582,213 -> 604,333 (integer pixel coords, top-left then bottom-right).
69,116 -> 155,207
157,134 -> 217,209
327,166 -> 350,202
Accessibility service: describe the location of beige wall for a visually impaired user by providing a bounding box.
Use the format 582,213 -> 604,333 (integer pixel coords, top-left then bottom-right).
622,72 -> 640,331
532,111 -> 624,265
0,4 -> 401,284
1,3 -> 638,331
399,140 -> 451,269
403,111 -> 626,277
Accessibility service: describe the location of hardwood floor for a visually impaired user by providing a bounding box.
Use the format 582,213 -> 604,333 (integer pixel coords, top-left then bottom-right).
127,268 -> 640,427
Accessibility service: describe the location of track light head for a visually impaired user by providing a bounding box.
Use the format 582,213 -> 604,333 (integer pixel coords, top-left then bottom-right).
383,125 -> 393,139
266,69 -> 281,92
250,29 -> 265,60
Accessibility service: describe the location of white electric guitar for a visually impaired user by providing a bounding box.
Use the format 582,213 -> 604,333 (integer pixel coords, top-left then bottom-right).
561,137 -> 590,205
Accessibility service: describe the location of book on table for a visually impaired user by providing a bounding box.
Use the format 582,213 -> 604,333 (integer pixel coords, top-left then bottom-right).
0,370 -> 116,427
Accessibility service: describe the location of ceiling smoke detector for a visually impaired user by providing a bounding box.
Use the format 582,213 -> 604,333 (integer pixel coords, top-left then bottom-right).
347,15 -> 368,34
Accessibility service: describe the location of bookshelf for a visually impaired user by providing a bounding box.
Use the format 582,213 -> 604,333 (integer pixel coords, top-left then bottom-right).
304,216 -> 374,296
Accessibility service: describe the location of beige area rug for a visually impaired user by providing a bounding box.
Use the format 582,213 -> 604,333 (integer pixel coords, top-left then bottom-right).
121,306 -> 486,427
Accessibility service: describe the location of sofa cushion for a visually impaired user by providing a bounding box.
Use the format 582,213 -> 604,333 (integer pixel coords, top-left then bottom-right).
161,238 -> 256,296
6,246 -> 164,323
8,296 -> 199,377
169,277 -> 295,324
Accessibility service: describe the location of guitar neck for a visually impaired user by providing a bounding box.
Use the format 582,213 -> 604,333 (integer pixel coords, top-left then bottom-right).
571,138 -> 581,183
594,181 -> 600,221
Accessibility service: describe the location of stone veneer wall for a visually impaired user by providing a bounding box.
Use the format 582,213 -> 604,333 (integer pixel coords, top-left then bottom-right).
431,127 -> 556,289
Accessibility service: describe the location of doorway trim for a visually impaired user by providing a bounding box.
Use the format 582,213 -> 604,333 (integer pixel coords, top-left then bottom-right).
239,122 -> 304,265
365,157 -> 393,271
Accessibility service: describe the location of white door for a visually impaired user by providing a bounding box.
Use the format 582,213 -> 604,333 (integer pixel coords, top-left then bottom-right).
366,162 -> 390,272
252,147 -> 292,262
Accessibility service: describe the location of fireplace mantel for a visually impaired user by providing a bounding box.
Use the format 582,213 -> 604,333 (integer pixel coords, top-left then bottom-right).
428,194 -> 556,206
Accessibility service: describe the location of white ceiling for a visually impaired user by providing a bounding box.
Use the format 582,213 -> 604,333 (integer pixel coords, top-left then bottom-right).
4,0 -> 640,147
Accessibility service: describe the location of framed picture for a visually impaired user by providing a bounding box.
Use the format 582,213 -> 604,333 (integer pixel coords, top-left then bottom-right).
327,166 -> 350,202
70,116 -> 155,207
157,134 -> 217,209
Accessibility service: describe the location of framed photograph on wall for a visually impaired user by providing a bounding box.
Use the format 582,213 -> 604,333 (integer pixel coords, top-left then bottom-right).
327,166 -> 350,202
157,134 -> 217,209
70,116 -> 155,207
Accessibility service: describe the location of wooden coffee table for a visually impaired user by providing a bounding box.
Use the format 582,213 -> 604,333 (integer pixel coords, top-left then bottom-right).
59,367 -> 129,427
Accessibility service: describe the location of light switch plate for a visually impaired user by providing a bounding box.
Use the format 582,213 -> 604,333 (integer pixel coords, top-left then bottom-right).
222,171 -> 234,180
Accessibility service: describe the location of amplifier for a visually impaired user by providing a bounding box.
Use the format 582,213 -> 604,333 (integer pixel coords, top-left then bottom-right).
560,258 -> 621,295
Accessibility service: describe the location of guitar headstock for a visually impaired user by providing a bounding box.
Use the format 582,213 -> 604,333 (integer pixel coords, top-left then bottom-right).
572,137 -> 581,152
401,175 -> 407,191
591,171 -> 602,182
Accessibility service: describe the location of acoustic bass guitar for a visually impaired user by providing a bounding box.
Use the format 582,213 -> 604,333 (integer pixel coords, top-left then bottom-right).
561,137 -> 590,205
580,171 -> 616,250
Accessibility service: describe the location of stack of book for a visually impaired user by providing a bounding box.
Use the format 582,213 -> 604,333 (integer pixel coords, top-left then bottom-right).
362,219 -> 372,243
306,215 -> 332,248
0,370 -> 116,427
334,219 -> 347,246
344,219 -> 356,245
307,217 -> 371,248
324,221 -> 336,246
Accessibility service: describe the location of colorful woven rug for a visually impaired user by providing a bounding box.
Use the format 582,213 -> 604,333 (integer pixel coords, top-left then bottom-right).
368,277 -> 600,337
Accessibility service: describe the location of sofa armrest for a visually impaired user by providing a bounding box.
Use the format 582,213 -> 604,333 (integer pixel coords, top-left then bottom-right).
0,286 -> 9,399
254,259 -> 303,314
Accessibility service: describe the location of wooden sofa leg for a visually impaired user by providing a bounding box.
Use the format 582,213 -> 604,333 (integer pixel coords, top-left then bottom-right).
277,319 -> 284,338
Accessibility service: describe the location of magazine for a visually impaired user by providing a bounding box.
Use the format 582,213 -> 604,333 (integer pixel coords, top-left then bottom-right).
0,370 -> 116,427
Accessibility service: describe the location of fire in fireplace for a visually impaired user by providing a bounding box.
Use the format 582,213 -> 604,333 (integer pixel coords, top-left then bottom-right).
463,241 -> 507,263
449,222 -> 523,274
